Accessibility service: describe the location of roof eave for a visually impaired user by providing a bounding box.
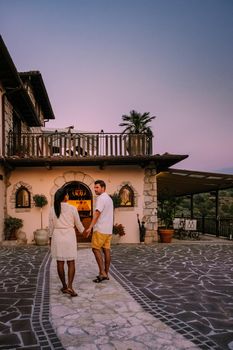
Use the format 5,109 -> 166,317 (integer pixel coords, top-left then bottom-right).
3,153 -> 188,168
0,36 -> 51,126
19,71 -> 55,120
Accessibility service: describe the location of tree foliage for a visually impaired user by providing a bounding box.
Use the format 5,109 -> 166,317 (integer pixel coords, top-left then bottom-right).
119,110 -> 156,135
33,194 -> 48,229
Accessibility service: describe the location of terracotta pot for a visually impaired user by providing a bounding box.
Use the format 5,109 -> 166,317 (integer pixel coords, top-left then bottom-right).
34,229 -> 49,246
111,234 -> 120,245
16,230 -> 27,244
159,229 -> 174,243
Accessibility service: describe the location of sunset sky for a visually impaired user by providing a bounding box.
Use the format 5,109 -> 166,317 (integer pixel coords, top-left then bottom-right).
1,0 -> 233,172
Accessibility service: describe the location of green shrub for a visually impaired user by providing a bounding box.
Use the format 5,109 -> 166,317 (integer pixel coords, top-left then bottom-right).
110,192 -> 121,208
4,216 -> 23,240
33,194 -> 48,208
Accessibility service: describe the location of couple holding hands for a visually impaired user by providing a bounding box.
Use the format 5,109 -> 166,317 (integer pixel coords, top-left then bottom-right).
48,180 -> 114,297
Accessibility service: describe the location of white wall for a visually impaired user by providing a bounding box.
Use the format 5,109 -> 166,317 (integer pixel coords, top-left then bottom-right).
6,165 -> 145,243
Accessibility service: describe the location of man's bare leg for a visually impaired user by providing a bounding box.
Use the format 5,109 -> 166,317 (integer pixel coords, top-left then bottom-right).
92,248 -> 107,277
102,248 -> 111,278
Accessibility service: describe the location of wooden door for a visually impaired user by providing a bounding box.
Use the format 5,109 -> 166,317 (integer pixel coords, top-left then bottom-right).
64,182 -> 93,242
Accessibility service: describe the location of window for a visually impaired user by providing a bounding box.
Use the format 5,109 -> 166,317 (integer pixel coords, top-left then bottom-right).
16,187 -> 31,208
119,185 -> 134,207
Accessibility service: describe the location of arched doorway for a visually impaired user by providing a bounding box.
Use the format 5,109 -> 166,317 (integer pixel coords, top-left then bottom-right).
62,181 -> 92,242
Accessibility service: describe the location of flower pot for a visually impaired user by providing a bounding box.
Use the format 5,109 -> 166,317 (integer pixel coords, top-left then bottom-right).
159,228 -> 174,243
34,229 -> 49,246
16,230 -> 27,244
111,234 -> 120,245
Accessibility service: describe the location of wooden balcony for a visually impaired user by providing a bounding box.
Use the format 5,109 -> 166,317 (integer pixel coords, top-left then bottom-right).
6,132 -> 153,159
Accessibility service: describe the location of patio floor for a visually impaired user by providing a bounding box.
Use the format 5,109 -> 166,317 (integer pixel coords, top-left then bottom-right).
0,237 -> 232,349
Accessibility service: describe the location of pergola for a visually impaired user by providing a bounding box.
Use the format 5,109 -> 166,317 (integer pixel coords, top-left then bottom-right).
157,168 -> 233,234
157,168 -> 233,199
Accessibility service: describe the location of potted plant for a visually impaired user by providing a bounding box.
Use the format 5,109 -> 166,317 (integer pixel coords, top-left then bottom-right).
4,216 -> 23,240
158,197 -> 178,243
15,144 -> 28,157
33,194 -> 49,245
112,223 -> 126,244
113,223 -> 126,236
119,110 -> 155,155
110,192 -> 121,208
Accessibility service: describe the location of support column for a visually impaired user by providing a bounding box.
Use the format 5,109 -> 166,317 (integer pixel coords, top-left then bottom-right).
190,194 -> 194,219
143,167 -> 157,243
215,190 -> 219,237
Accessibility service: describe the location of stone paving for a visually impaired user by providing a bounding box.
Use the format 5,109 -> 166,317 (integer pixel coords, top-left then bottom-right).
110,242 -> 233,350
1,240 -> 233,349
0,245 -> 63,350
50,248 -> 199,350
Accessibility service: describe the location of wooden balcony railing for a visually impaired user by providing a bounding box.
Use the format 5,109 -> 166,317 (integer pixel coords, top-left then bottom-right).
6,132 -> 153,158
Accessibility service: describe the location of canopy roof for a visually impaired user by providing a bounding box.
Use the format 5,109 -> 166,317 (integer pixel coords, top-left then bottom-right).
157,168 -> 233,199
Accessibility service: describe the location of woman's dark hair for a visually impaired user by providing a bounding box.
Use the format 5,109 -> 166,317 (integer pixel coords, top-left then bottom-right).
54,188 -> 66,218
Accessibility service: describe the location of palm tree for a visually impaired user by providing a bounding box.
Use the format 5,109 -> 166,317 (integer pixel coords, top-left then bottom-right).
119,110 -> 156,136
119,110 -> 156,155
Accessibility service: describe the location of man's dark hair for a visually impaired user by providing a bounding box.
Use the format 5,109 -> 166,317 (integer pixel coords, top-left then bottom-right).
95,179 -> 106,189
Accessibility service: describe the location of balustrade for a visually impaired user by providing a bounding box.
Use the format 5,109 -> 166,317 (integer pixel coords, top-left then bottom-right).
6,131 -> 153,158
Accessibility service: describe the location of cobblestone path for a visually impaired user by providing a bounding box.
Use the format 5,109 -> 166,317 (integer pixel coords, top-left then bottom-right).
0,246 -> 64,350
110,243 -> 233,350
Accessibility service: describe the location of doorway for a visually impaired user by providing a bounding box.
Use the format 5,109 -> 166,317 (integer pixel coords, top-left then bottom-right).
62,181 -> 93,242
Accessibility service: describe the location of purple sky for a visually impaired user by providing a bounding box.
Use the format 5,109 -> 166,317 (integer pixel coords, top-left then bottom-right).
1,0 -> 233,172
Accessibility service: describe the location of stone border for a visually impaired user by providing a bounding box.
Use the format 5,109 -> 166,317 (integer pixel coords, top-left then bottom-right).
32,250 -> 64,350
110,263 -> 220,350
50,171 -> 95,201
10,181 -> 33,210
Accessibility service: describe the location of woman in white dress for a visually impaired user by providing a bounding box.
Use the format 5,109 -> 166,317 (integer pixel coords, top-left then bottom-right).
49,188 -> 84,297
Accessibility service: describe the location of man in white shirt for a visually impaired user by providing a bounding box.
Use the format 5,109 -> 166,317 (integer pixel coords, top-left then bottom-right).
85,180 -> 113,283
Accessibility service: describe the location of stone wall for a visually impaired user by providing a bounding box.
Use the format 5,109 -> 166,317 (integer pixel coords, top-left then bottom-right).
4,95 -> 43,155
143,167 -> 158,243
25,83 -> 45,125
4,96 -> 13,145
0,165 -> 5,241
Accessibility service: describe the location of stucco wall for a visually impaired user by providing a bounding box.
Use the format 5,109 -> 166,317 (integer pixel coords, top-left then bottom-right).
6,165 -> 146,243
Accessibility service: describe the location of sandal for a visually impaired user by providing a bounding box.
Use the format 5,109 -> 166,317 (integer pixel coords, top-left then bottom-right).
93,275 -> 109,283
96,275 -> 109,280
60,287 -> 68,293
64,288 -> 78,297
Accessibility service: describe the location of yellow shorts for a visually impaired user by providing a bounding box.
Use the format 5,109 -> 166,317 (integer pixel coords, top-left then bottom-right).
91,231 -> 112,250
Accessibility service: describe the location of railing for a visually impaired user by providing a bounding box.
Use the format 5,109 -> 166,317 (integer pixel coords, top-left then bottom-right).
170,216 -> 233,239
187,216 -> 233,239
6,132 -> 153,158
218,217 -> 233,239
